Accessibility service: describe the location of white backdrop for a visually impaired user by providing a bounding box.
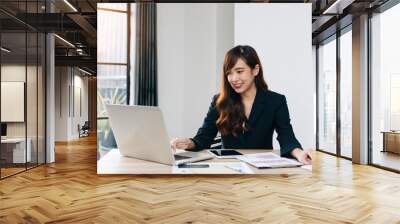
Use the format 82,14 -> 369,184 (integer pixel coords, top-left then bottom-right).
234,3 -> 314,149
158,3 -> 314,150
1,82 -> 25,122
157,3 -> 233,139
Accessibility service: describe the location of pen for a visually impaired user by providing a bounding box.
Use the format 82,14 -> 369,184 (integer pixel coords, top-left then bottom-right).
178,163 -> 210,168
224,165 -> 244,174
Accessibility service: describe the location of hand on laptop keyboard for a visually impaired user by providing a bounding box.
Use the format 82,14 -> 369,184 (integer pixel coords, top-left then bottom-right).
170,138 -> 195,152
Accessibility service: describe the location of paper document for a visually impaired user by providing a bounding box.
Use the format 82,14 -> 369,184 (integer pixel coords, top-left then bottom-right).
223,162 -> 254,174
172,162 -> 254,174
237,152 -> 302,168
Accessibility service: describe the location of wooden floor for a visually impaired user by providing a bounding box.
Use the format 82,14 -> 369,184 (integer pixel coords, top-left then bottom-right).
373,151 -> 400,171
1,167 -> 26,178
1,163 -> 45,178
1,135 -> 400,223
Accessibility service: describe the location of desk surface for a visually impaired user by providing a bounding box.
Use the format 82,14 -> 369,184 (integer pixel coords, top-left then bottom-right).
97,149 -> 312,175
381,131 -> 400,134
1,138 -> 27,143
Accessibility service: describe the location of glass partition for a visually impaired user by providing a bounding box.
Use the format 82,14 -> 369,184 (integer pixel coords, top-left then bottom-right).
1,30 -> 28,177
0,1 -> 46,179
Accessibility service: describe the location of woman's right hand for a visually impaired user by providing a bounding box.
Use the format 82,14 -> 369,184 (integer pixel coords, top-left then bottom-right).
170,138 -> 195,152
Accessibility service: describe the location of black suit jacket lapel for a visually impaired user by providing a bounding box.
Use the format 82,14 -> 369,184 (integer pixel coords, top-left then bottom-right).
247,89 -> 267,128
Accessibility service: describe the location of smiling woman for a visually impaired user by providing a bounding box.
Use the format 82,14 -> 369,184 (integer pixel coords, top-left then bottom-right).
217,45 -> 267,137
171,45 -> 312,165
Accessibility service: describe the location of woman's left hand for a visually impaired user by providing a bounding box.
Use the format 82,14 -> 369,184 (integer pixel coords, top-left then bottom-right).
291,148 -> 312,165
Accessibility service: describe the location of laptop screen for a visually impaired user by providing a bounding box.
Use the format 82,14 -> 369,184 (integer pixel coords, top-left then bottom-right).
1,123 -> 7,137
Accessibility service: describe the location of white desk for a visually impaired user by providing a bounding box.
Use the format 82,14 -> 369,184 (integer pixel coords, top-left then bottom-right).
97,149 -> 312,175
1,138 -> 31,163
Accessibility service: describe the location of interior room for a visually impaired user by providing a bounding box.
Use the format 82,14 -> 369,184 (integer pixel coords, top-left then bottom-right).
0,17 -> 46,178
0,0 -> 400,223
0,0 -> 97,180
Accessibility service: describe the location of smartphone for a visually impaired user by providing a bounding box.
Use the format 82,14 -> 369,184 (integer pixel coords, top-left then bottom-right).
177,164 -> 210,168
209,149 -> 242,158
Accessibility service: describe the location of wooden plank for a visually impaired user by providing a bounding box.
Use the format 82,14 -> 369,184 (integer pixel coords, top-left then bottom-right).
1,135 -> 400,223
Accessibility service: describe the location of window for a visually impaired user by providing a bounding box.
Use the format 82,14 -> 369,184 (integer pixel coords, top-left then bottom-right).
339,28 -> 352,158
97,3 -> 136,159
316,24 -> 353,159
370,3 -> 400,171
97,4 -> 129,117
318,36 -> 337,154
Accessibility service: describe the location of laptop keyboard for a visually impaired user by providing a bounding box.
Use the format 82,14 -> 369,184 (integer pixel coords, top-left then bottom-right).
174,154 -> 191,160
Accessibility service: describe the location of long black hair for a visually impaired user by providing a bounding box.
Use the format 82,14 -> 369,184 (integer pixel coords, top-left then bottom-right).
216,45 -> 268,136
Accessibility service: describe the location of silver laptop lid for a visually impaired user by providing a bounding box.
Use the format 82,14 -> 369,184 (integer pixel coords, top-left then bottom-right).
106,104 -> 175,165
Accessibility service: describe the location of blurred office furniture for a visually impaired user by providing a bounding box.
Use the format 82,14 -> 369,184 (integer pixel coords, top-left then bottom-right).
1,138 -> 32,166
382,131 -> 400,154
79,121 -> 90,138
1,123 -> 7,139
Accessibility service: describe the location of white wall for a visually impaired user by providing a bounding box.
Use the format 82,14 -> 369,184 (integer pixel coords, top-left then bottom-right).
158,3 -> 314,150
157,4 -> 185,138
312,45 -> 317,140
1,66 -> 25,124
157,3 -> 234,139
72,73 -> 89,137
235,3 -> 314,150
1,65 -> 27,140
216,4 -> 235,90
1,64 -> 46,163
55,67 -> 69,141
1,65 -> 39,138
55,67 -> 89,141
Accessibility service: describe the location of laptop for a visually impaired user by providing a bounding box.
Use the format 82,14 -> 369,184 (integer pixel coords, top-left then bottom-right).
106,104 -> 214,165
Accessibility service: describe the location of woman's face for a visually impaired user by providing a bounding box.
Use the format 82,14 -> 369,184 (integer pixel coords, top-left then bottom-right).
227,58 -> 259,94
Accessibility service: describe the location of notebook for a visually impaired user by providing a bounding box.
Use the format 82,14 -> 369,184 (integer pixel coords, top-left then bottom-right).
237,152 -> 302,169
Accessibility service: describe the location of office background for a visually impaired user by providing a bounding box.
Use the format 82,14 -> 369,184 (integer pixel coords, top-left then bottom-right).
0,3 -> 47,178
96,1 -> 400,172
1,1 -> 400,222
97,3 -> 314,159
0,1 -> 97,179
54,67 -> 91,141
314,3 -> 400,171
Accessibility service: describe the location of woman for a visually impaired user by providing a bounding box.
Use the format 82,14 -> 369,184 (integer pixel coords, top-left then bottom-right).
170,45 -> 312,165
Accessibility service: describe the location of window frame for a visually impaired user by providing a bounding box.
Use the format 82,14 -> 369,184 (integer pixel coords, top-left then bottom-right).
315,24 -> 353,161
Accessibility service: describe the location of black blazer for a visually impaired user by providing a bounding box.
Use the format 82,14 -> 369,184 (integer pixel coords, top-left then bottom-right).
190,89 -> 302,158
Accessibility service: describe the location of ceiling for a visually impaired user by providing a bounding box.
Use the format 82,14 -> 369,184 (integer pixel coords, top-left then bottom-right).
0,0 -> 97,74
0,0 -> 393,75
